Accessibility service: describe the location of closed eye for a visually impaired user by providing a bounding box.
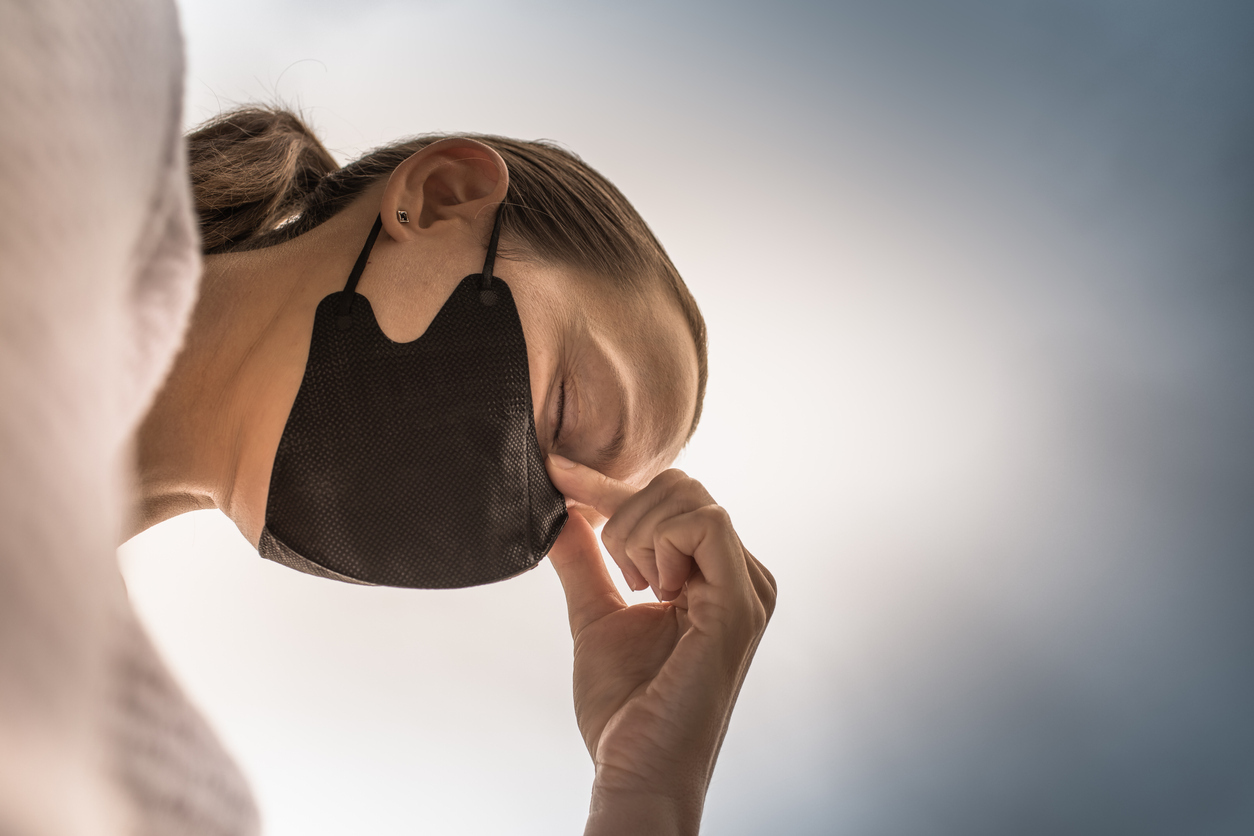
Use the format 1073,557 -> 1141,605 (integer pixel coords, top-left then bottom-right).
552,379 -> 567,445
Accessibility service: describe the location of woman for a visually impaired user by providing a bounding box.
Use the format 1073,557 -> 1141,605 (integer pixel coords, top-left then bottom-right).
152,107 -> 777,832
0,4 -> 773,831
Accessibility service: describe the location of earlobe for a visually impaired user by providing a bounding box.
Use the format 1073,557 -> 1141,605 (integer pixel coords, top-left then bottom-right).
380,138 -> 509,242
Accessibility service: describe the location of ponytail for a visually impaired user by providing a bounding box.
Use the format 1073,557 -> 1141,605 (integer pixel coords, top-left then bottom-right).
187,107 -> 338,254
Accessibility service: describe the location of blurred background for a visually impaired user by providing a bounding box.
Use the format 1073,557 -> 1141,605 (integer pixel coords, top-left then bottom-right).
118,1 -> 1254,833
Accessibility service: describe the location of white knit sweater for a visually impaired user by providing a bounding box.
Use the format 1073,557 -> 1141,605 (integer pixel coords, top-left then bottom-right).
0,1 -> 258,833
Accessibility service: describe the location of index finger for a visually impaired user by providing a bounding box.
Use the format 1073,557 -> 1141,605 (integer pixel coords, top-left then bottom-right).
546,454 -> 635,520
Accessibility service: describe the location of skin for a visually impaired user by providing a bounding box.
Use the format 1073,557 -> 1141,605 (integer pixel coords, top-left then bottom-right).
547,458 -> 777,835
129,138 -> 776,834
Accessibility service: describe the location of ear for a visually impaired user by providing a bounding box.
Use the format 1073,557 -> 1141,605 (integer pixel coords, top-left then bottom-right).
379,138 -> 509,243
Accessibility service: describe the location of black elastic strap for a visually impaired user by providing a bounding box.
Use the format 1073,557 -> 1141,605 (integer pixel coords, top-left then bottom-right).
338,214 -> 384,327
480,204 -> 505,290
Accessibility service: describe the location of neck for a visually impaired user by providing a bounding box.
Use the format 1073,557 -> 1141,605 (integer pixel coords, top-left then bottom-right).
126,193 -> 386,545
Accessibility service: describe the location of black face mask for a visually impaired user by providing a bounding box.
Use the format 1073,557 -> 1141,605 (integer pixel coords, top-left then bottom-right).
258,210 -> 568,588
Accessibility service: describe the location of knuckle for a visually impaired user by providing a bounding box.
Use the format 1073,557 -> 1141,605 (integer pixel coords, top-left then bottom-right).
652,515 -> 685,551
600,521 -> 625,550
679,474 -> 715,505
651,468 -> 688,491
623,528 -> 650,556
760,560 -> 778,595
623,539 -> 655,568
697,503 -> 732,528
720,597 -> 764,649
760,578 -> 778,621
749,554 -> 778,620
748,599 -> 770,636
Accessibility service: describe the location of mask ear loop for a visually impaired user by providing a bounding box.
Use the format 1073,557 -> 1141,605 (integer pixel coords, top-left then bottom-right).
337,207 -> 502,327
478,203 -> 505,307
337,214 -> 385,330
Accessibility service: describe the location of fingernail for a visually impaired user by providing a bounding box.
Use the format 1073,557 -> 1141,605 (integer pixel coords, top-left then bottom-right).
626,574 -> 646,592
549,454 -> 577,470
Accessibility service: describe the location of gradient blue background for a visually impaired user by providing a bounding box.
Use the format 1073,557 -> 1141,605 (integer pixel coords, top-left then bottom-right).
119,2 -> 1254,833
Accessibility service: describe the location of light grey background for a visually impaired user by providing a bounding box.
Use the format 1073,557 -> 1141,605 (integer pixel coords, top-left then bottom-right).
120,1 -> 1254,833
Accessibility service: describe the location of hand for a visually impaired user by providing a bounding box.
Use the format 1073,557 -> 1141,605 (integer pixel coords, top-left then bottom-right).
545,455 -> 777,836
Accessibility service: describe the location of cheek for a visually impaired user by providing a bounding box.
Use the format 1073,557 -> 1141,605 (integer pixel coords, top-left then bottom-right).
527,351 -> 549,441
509,290 -> 561,446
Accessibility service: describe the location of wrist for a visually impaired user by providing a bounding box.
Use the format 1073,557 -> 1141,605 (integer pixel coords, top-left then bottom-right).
584,770 -> 705,836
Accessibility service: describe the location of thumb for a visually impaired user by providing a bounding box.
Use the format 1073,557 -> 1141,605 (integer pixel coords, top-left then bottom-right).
548,508 -> 624,636
546,454 -> 635,521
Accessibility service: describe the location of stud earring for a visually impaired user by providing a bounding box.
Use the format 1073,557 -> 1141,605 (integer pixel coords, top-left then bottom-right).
396,209 -> 410,223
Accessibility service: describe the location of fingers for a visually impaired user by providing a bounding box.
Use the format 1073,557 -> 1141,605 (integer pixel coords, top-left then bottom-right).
547,454 -> 635,520
547,455 -> 650,591
547,509 -> 624,636
654,504 -> 744,594
547,456 -> 733,601
547,456 -> 777,635
611,472 -> 713,594
649,504 -> 770,652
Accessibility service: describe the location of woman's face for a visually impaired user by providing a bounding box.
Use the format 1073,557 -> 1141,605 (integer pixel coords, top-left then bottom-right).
363,141 -> 699,512
170,154 -> 700,552
357,232 -> 699,533
506,257 -> 699,506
